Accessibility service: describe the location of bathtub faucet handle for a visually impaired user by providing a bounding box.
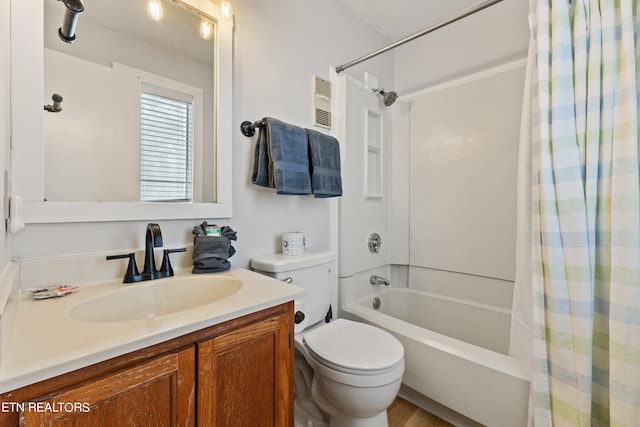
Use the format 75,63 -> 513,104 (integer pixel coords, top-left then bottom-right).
370,275 -> 390,286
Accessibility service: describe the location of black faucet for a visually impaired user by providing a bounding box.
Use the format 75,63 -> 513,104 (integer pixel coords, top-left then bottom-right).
107,223 -> 186,283
142,223 -> 163,281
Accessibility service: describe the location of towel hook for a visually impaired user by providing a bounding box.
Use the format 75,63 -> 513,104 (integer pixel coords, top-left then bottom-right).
240,119 -> 266,137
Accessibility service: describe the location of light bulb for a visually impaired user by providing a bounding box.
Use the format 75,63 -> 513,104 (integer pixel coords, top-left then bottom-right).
221,1 -> 232,20
199,19 -> 214,40
147,0 -> 164,22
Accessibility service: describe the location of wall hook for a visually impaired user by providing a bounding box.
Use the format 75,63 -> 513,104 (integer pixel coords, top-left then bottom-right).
44,93 -> 63,113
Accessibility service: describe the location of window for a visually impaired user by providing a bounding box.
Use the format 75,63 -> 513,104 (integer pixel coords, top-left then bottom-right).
140,90 -> 194,202
111,64 -> 204,203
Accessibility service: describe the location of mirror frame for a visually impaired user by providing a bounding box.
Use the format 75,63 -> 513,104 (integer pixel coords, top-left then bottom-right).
10,0 -> 233,223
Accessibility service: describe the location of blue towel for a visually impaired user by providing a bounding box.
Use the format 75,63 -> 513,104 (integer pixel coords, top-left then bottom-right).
306,129 -> 343,198
251,124 -> 270,188
252,118 -> 312,195
268,118 -> 312,195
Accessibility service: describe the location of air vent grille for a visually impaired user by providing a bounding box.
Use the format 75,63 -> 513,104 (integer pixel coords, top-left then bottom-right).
315,108 -> 331,128
313,76 -> 331,129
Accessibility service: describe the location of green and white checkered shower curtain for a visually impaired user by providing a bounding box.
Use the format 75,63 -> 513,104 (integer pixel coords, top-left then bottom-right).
528,0 -> 640,425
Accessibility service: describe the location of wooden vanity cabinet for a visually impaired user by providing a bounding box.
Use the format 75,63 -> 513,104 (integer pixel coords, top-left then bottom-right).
20,348 -> 196,427
0,302 -> 294,427
198,310 -> 292,426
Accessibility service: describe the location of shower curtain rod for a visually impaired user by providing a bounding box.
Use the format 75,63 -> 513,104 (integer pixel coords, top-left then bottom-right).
335,0 -> 504,73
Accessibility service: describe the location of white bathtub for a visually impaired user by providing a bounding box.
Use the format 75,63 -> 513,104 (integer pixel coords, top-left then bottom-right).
342,285 -> 530,427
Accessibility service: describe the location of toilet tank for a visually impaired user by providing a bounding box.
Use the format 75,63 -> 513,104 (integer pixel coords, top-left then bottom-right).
251,251 -> 336,333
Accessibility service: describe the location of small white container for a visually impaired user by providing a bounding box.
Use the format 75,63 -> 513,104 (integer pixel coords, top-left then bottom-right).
282,232 -> 305,256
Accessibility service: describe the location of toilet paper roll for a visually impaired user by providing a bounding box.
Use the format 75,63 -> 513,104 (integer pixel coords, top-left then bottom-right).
282,232 -> 305,256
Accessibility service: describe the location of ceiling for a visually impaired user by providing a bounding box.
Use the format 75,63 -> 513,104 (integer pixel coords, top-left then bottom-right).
338,0 -> 486,40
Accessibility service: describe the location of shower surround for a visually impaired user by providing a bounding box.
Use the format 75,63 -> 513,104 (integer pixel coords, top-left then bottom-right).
337,61 -> 528,425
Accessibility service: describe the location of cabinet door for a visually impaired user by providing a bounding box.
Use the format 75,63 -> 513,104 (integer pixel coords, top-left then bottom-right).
198,313 -> 292,427
20,347 -> 195,427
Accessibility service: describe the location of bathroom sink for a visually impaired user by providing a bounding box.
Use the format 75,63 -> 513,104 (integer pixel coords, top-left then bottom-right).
70,275 -> 243,323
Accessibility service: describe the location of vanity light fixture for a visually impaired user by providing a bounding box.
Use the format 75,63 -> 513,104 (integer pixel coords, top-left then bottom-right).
220,1 -> 233,20
147,0 -> 164,22
199,19 -> 214,40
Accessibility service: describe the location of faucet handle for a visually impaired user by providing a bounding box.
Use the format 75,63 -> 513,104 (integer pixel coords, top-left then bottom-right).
106,253 -> 141,284
159,248 -> 187,278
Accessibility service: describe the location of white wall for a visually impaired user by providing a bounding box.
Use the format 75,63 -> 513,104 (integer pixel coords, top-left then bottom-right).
222,0 -> 393,266
0,0 -> 9,268
9,0 -> 393,269
393,0 -> 529,93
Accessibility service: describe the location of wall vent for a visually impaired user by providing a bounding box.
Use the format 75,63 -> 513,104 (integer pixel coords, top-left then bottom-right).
313,76 -> 331,129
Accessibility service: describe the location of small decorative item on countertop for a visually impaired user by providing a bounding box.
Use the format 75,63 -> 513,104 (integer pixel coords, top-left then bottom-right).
29,285 -> 80,300
192,222 -> 237,274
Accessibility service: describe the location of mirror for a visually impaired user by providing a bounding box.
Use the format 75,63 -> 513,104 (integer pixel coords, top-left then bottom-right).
44,0 -> 213,203
11,0 -> 233,222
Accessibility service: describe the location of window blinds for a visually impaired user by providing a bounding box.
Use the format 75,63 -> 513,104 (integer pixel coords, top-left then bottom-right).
140,92 -> 194,202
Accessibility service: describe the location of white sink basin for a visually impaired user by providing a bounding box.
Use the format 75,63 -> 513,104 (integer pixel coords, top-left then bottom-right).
70,275 -> 243,323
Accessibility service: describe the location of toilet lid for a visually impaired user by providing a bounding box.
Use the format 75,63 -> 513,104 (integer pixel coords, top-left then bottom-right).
303,319 -> 403,372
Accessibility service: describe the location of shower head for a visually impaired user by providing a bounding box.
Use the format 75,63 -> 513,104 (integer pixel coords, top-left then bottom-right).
57,0 -> 85,44
372,88 -> 398,107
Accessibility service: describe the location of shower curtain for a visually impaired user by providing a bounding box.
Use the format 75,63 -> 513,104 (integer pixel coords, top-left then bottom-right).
513,0 -> 640,425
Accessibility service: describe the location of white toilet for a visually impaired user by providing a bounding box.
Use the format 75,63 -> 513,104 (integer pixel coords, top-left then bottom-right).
251,251 -> 404,427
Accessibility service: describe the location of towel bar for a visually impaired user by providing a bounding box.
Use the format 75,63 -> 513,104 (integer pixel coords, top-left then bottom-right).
240,119 -> 266,137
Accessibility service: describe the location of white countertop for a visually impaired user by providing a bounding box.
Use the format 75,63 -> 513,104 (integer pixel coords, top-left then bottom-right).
0,267 -> 305,393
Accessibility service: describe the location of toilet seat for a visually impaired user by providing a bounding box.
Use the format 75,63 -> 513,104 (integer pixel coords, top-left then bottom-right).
303,319 -> 404,376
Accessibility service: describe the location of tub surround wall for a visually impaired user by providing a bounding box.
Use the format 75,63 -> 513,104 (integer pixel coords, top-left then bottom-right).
408,62 -> 524,285
409,266 -> 513,311
388,0 -> 529,313
337,75 -> 393,278
336,56 -> 524,344
337,23 -> 530,425
339,265 -> 393,315
389,101 -> 411,266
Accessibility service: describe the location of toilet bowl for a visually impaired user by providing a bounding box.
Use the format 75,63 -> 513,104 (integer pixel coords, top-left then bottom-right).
296,319 -> 404,427
250,251 -> 405,427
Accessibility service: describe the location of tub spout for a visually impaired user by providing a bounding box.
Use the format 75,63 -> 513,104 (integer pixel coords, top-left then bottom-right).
370,275 -> 390,286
